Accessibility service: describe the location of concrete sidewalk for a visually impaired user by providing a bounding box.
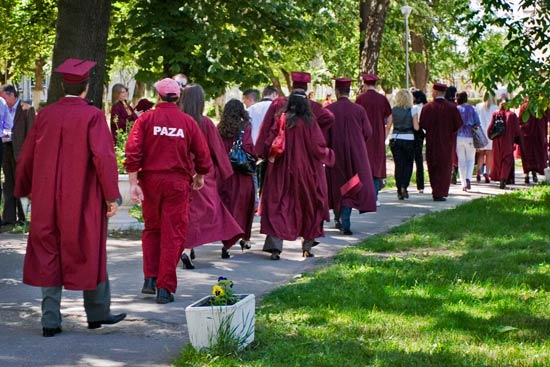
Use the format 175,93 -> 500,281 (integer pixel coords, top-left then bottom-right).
0,177 -> 529,367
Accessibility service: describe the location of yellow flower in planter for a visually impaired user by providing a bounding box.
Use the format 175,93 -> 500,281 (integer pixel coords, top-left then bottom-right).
211,276 -> 238,306
212,285 -> 225,297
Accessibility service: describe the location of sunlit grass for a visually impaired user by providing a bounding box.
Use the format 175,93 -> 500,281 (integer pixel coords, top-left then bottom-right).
175,186 -> 550,367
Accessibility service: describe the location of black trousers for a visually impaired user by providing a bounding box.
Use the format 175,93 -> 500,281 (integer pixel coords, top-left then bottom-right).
390,139 -> 415,190
413,132 -> 425,190
2,143 -> 26,224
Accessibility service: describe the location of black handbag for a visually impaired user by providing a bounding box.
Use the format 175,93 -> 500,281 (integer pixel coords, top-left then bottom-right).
229,130 -> 256,175
489,113 -> 506,139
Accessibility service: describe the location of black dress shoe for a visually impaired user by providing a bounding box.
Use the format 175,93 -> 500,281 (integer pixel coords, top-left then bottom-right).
533,172 -> 538,183
466,179 -> 471,190
88,313 -> 126,329
270,250 -> 281,260
181,253 -> 195,269
141,277 -> 156,294
341,229 -> 353,235
221,247 -> 231,259
433,197 -> 446,202
43,327 -> 62,337
190,248 -> 196,260
156,288 -> 174,304
334,220 -> 342,230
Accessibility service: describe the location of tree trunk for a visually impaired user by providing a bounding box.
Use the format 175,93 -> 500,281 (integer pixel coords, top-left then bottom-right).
133,80 -> 146,105
281,69 -> 291,92
359,0 -> 390,75
33,57 -> 46,108
410,32 -> 428,92
48,0 -> 111,109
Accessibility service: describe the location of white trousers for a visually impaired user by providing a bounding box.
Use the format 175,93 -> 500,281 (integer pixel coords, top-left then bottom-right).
456,136 -> 476,187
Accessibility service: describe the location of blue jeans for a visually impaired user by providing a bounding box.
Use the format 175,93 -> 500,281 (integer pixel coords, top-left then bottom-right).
373,177 -> 381,200
340,206 -> 352,231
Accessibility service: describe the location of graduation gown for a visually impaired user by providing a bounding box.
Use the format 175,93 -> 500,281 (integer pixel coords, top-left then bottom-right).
258,117 -> 335,241
489,110 -> 521,181
255,96 -> 335,222
355,90 -> 392,178
419,98 -> 463,198
15,97 -> 120,290
518,105 -> 548,174
218,124 -> 256,241
325,97 -> 376,214
110,100 -> 137,143
185,116 -> 243,248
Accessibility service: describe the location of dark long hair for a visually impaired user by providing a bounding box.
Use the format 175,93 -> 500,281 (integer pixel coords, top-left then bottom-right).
179,84 -> 205,126
284,90 -> 312,128
412,90 -> 427,105
218,99 -> 250,138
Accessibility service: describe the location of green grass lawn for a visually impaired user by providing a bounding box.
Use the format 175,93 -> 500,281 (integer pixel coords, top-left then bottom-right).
176,185 -> 550,367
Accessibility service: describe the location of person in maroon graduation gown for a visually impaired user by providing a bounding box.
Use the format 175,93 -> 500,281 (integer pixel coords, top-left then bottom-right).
256,71 -> 335,224
419,82 -> 463,201
179,84 -> 244,266
110,83 -> 137,144
217,99 -> 256,249
355,73 -> 393,205
325,78 -> 376,235
125,78 -> 212,304
256,90 -> 335,260
488,99 -> 521,189
518,101 -> 548,184
14,58 -> 126,337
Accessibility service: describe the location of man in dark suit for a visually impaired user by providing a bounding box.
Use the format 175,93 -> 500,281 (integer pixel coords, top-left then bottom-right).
0,85 -> 35,228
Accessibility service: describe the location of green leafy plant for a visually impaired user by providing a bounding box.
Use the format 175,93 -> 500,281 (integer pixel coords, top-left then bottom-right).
211,276 -> 238,306
114,121 -> 133,174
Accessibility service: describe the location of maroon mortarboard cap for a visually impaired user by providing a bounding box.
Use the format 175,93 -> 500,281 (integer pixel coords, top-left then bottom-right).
291,71 -> 311,90
334,78 -> 352,89
155,78 -> 181,97
433,82 -> 448,92
54,58 -> 96,84
361,73 -> 380,85
135,98 -> 154,112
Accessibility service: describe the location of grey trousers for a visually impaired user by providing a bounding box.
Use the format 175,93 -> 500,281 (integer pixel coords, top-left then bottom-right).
41,279 -> 111,328
262,235 -> 317,253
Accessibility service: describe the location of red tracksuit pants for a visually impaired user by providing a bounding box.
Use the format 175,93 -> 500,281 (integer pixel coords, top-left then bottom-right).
140,173 -> 190,294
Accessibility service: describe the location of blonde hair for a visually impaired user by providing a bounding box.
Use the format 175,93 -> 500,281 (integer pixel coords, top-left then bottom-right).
393,89 -> 413,109
111,83 -> 128,104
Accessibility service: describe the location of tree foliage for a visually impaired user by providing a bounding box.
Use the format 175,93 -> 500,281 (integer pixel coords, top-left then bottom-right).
378,0 -> 469,92
465,0 -> 550,117
113,0 -> 359,97
0,0 -> 57,85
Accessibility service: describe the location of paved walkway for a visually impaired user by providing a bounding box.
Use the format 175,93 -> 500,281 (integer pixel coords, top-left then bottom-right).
0,174 -> 531,367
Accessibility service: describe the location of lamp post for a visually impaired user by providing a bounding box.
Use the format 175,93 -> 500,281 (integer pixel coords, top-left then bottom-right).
400,5 -> 413,90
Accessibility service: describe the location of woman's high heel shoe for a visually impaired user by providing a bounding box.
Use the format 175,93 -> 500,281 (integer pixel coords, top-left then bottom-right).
181,253 -> 195,269
302,250 -> 314,258
239,239 -> 251,251
221,247 -> 231,259
190,248 -> 195,260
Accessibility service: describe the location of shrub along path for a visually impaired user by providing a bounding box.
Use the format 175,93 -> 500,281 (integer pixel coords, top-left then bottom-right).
0,173 -> 539,367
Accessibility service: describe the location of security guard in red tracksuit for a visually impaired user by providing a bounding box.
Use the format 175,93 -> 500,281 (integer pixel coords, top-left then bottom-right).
124,78 -> 212,304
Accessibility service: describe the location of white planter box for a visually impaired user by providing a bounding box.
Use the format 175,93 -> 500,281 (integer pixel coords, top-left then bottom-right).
185,294 -> 255,351
108,174 -> 143,231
